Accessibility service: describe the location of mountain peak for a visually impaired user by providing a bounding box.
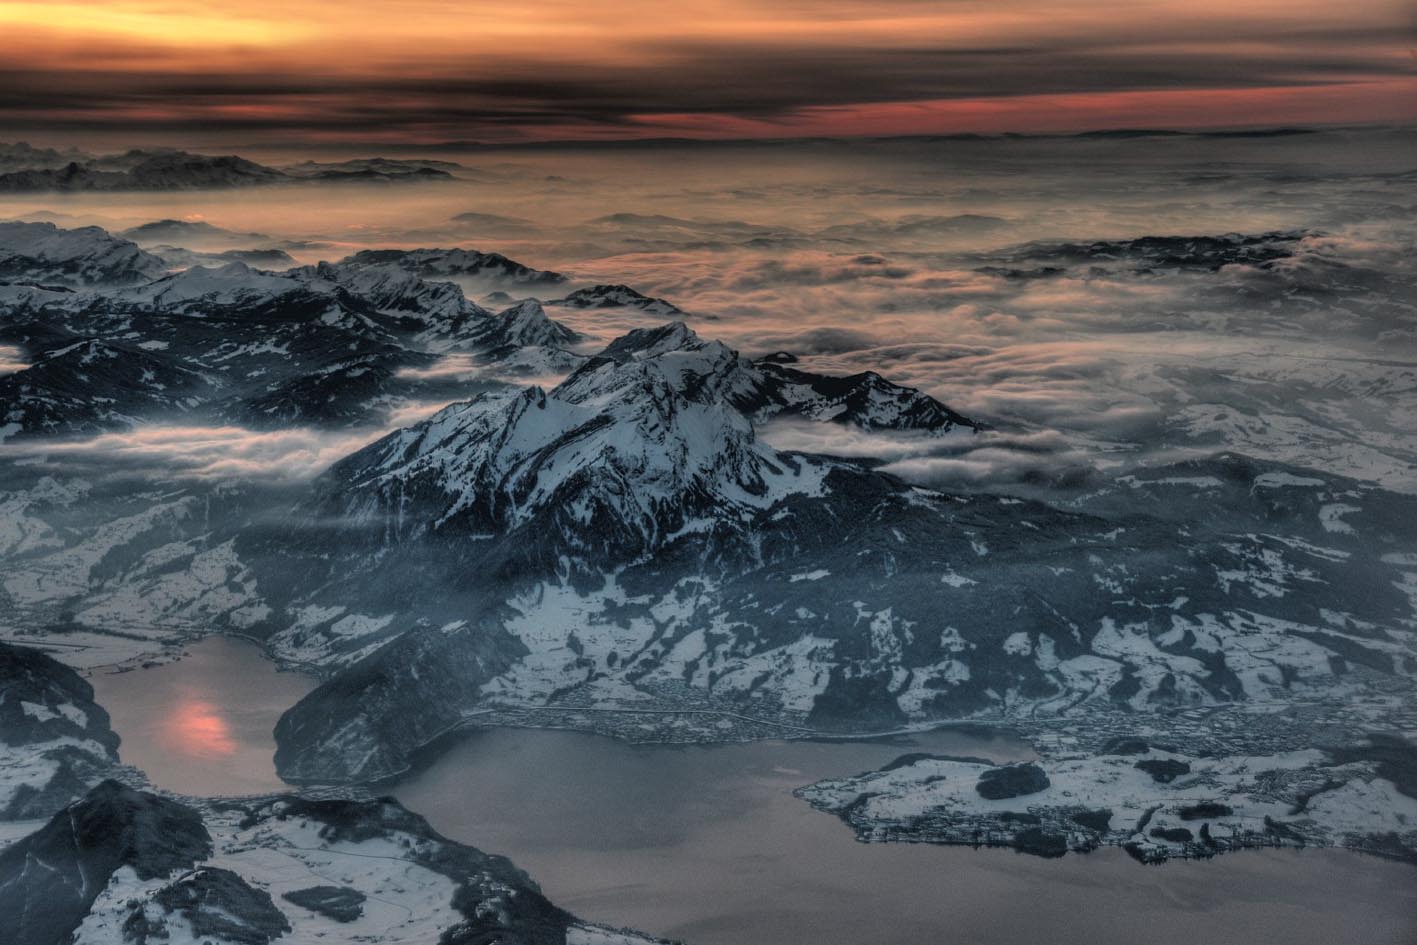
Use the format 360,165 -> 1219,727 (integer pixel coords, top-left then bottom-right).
323,331 -> 831,566
572,322 -> 979,435
560,323 -> 752,412
600,321 -> 703,361
477,298 -> 582,350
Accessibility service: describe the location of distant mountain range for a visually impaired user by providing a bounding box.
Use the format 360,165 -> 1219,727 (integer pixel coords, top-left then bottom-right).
0,145 -> 462,192
340,247 -> 567,286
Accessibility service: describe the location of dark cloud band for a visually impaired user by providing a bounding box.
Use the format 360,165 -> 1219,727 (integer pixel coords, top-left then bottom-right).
0,26 -> 1411,141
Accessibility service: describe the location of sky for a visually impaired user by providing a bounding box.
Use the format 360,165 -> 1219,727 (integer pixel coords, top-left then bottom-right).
0,0 -> 1414,146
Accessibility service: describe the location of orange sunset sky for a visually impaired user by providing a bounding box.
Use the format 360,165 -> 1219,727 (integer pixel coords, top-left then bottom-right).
1,0 -> 1414,147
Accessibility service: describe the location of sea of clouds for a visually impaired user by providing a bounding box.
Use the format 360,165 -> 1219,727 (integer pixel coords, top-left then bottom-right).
2,128 -> 1413,493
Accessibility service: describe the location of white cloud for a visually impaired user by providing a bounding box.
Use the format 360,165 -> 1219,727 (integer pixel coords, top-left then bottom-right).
0,345 -> 27,376
8,425 -> 385,480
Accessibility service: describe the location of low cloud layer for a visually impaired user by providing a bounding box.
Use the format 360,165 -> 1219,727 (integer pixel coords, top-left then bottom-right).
2,132 -> 1413,494
761,421 -> 1101,492
6,425 -> 386,481
0,344 -> 27,377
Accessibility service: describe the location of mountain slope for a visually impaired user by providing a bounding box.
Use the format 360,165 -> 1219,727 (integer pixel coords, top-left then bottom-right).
272,446 -> 1417,783
0,338 -> 219,437
0,781 -> 211,945
472,299 -> 583,350
0,641 -> 122,819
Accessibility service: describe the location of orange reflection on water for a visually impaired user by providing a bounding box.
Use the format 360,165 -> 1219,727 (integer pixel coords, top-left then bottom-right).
159,690 -> 237,759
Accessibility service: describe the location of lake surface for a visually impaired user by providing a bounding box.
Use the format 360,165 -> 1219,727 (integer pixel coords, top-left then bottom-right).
95,637 -> 1417,945
88,636 -> 316,797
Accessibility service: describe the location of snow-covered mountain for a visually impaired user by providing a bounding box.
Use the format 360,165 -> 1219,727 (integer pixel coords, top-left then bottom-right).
118,262 -> 331,315
748,354 -> 981,432
0,225 -> 978,441
228,327 -> 1413,784
302,321 -> 975,575
460,298 -> 588,374
471,299 -> 583,351
590,322 -> 981,434
298,261 -> 489,341
0,240 -> 514,435
265,444 -> 1417,783
0,221 -> 167,287
103,259 -> 484,337
318,334 -> 831,567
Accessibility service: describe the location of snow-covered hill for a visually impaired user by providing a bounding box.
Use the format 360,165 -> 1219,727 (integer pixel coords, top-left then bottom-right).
0,641 -> 122,820
0,781 -> 668,945
798,733 -> 1417,865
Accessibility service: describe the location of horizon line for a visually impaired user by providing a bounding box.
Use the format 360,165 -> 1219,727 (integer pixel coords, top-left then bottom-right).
8,120 -> 1413,159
